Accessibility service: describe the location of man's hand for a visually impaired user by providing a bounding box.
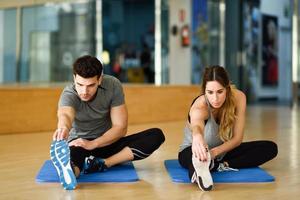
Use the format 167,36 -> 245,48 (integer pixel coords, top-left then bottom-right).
69,138 -> 97,150
52,127 -> 69,141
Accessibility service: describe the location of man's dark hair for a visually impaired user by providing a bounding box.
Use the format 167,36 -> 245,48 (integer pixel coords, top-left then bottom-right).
73,55 -> 103,78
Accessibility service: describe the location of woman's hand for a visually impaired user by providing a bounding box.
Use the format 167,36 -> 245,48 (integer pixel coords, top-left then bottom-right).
192,133 -> 208,161
69,138 -> 97,150
209,148 -> 218,160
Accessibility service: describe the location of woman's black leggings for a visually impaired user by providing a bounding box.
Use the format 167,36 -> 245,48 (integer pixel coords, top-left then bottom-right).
70,128 -> 165,171
178,140 -> 278,179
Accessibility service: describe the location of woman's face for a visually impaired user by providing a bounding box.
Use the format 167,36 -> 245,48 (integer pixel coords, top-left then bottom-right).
205,81 -> 227,109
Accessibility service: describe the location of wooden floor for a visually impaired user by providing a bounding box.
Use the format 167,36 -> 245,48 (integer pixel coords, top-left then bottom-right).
0,104 -> 299,199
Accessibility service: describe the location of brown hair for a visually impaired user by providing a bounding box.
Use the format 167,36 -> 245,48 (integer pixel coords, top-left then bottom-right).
73,55 -> 103,79
201,66 -> 236,141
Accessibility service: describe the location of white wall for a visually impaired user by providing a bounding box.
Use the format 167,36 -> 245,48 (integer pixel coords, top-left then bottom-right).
257,0 -> 292,101
260,0 -> 291,27
0,11 -> 3,83
168,0 -> 192,85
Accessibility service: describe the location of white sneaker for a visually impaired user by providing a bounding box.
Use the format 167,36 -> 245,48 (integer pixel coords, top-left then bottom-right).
192,152 -> 213,191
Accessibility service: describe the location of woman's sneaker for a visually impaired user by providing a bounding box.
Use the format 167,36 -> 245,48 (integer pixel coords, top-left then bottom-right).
216,163 -> 239,172
192,152 -> 213,191
83,155 -> 107,174
50,140 -> 77,190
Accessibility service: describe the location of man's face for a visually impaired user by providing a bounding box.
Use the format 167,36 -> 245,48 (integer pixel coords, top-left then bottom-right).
74,74 -> 101,101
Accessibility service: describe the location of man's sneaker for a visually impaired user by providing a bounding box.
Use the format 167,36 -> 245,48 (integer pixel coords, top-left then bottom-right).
216,163 -> 239,172
83,155 -> 107,174
192,152 -> 213,191
50,140 -> 77,190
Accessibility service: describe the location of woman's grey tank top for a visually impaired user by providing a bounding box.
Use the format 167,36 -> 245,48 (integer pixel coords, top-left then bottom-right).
179,95 -> 225,159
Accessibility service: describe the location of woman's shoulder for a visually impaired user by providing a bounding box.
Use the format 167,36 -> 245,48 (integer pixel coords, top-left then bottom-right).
192,95 -> 208,108
190,95 -> 210,114
232,88 -> 246,107
189,95 -> 210,121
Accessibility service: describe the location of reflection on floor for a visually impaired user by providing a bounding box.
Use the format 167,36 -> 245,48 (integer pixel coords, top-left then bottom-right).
0,105 -> 299,200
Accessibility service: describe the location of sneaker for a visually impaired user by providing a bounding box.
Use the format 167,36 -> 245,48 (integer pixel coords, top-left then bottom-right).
83,155 -> 107,174
192,153 -> 213,191
209,159 -> 215,170
217,163 -> 239,172
50,140 -> 77,190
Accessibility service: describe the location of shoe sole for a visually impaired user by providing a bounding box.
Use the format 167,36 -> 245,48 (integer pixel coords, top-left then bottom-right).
50,140 -> 77,190
192,154 -> 213,191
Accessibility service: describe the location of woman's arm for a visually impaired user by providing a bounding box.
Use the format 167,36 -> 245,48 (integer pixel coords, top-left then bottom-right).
210,90 -> 246,159
189,97 -> 210,161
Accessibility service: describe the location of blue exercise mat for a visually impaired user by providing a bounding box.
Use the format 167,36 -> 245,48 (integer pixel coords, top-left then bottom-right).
36,160 -> 139,183
164,159 -> 275,183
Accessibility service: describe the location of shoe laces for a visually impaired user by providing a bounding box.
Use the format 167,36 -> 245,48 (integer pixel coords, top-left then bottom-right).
217,163 -> 239,172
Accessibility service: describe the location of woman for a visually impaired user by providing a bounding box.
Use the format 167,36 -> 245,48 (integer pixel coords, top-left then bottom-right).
178,66 -> 278,191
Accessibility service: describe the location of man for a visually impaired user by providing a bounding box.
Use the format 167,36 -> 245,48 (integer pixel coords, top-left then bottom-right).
51,55 -> 165,190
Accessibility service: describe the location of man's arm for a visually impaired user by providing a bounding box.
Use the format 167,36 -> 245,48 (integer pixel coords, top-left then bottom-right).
93,104 -> 128,147
52,106 -> 75,140
69,104 -> 128,150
